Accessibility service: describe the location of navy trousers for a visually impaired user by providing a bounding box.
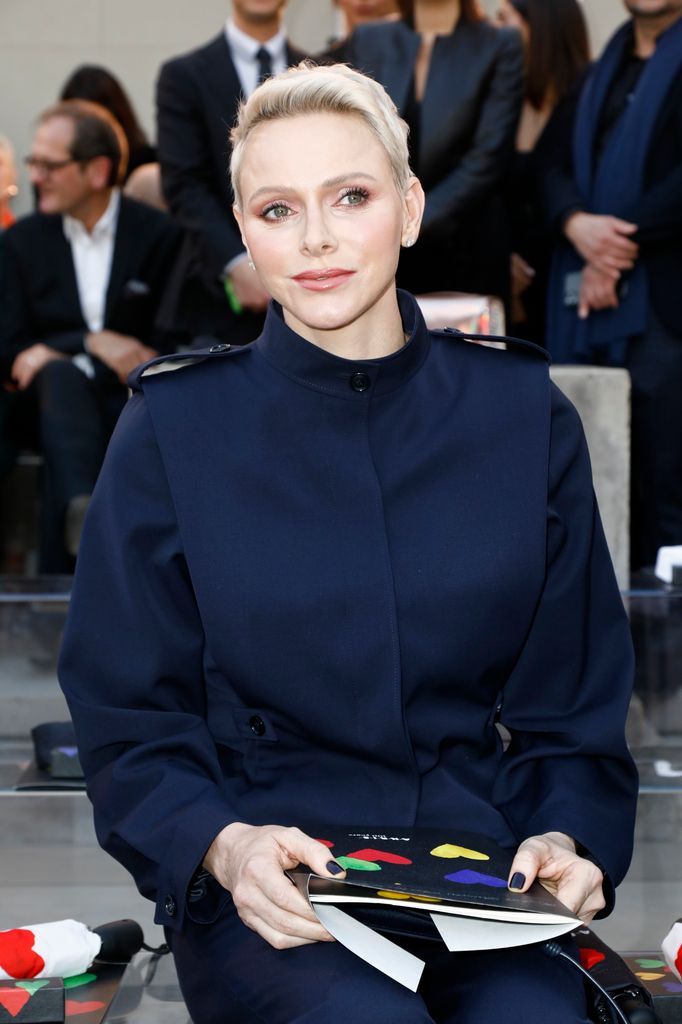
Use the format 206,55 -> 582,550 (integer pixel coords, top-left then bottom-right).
168,905 -> 590,1024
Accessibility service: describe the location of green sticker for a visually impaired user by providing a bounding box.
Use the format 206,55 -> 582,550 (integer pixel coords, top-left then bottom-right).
636,959 -> 665,969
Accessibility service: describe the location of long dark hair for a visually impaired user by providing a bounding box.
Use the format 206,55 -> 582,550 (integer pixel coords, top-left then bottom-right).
60,65 -> 149,151
510,0 -> 590,109
397,0 -> 485,26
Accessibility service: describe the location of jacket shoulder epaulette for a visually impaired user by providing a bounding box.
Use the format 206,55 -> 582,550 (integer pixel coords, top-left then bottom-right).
128,342 -> 248,392
433,327 -> 551,364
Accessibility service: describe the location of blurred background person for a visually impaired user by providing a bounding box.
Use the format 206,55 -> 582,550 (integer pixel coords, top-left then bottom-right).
345,0 -> 524,304
0,100 -> 182,573
496,0 -> 590,342
322,0 -> 400,60
156,0 -> 306,347
60,64 -> 156,179
544,0 -> 682,571
0,134 -> 18,230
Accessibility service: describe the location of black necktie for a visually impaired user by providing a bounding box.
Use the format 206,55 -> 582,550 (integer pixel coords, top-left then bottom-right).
256,47 -> 273,86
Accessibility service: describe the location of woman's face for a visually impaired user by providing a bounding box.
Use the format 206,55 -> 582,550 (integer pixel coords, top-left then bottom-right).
495,1 -> 529,46
234,112 -> 423,345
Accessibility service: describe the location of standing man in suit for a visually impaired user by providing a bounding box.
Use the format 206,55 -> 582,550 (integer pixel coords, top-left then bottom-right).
156,0 -> 306,345
0,100 -> 182,573
544,0 -> 682,571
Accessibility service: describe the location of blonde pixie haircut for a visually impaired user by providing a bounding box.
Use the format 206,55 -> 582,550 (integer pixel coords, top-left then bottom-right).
230,62 -> 412,209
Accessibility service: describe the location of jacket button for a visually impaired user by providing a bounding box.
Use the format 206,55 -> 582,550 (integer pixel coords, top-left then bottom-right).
350,372 -> 371,393
164,895 -> 177,917
249,715 -> 266,737
209,343 -> 231,353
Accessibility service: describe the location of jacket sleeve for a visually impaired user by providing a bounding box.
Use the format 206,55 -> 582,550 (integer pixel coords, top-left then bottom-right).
58,390 -> 235,933
156,57 -> 244,281
421,28 -> 524,235
0,233 -> 87,381
492,384 -> 638,914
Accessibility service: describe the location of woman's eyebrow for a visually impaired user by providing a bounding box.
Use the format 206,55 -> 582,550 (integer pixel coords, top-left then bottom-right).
247,172 -> 379,204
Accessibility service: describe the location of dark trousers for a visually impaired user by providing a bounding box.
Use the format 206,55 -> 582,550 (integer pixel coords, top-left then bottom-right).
3,359 -> 126,573
168,907 -> 589,1024
627,312 -> 682,570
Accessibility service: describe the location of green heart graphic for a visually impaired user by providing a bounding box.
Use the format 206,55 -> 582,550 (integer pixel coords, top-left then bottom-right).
64,973 -> 97,989
636,958 -> 665,969
16,980 -> 49,995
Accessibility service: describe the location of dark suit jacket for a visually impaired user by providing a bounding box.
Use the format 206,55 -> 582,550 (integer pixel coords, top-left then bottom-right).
541,50 -> 682,337
343,20 -> 523,298
59,292 -> 637,936
0,195 -> 183,382
156,33 -> 307,290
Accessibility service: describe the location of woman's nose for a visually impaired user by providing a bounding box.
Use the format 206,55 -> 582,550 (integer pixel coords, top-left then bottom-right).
299,206 -> 337,257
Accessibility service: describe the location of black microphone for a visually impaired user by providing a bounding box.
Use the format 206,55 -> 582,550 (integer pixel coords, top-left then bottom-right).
90,920 -> 145,964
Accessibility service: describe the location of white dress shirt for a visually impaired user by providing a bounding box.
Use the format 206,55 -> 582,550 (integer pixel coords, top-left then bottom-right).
224,18 -> 288,99
63,189 -> 120,377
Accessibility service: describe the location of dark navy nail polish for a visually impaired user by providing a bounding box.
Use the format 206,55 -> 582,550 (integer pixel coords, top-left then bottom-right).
510,871 -> 526,890
327,861 -> 344,875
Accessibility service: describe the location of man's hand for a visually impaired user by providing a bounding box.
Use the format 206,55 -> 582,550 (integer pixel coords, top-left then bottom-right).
578,264 -> 620,319
564,212 -> 638,279
203,822 -> 345,949
227,257 -> 270,313
508,831 -> 605,922
10,343 -> 66,391
86,330 -> 158,385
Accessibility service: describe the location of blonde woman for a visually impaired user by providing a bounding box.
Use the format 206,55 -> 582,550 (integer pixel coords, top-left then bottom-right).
0,134 -> 18,229
60,64 -> 637,1024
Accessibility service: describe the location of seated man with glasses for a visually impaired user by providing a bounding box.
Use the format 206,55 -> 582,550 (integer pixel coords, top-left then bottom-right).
0,99 -> 182,572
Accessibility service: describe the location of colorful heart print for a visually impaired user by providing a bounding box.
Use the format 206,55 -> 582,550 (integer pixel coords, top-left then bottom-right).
65,999 -> 107,1016
444,869 -> 507,887
16,980 -> 49,995
430,844 -> 490,861
0,929 -> 45,979
0,986 -> 31,1018
579,948 -> 606,971
636,958 -> 665,969
63,974 -> 97,989
335,856 -> 381,871
345,848 -> 413,865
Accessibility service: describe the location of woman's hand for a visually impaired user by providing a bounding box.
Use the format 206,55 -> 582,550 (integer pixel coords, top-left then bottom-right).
203,822 -> 345,949
507,831 -> 605,922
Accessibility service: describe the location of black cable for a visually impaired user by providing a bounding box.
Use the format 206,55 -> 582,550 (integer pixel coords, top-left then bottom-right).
542,941 -> 631,1024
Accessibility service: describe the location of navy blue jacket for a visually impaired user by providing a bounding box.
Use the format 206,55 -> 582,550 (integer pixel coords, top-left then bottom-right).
58,292 -> 638,934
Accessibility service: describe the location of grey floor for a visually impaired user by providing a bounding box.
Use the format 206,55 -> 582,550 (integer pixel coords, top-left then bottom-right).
2,583 -> 682,1021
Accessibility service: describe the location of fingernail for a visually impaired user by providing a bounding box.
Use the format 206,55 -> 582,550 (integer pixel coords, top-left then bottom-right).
509,872 -> 526,890
327,861 -> 344,875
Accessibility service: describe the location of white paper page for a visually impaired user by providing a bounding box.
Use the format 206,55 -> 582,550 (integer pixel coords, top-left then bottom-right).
312,904 -> 425,992
430,912 -> 575,952
310,893 -> 576,926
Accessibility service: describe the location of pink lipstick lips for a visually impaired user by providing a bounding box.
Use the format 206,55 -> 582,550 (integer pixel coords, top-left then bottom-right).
292,268 -> 356,291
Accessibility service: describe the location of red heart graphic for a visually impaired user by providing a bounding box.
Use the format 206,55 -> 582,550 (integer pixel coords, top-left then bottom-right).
65,999 -> 106,1017
315,839 -> 334,848
0,987 -> 31,1018
579,948 -> 606,971
345,848 -> 413,865
0,930 -> 45,979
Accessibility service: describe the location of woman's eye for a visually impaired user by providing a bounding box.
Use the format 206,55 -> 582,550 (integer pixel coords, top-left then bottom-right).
262,203 -> 293,220
339,188 -> 369,207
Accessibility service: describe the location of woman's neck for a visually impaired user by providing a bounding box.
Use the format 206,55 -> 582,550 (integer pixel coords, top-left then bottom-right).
414,0 -> 461,36
282,286 -> 407,361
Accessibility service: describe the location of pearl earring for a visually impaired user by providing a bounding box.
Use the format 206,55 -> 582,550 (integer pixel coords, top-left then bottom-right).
248,256 -> 256,270
404,238 -> 415,248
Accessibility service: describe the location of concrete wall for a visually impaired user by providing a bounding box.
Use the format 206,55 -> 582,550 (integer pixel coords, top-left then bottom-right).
2,0 -> 625,218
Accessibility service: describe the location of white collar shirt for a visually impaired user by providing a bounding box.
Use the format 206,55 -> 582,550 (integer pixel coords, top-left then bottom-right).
63,189 -> 120,378
224,18 -> 288,97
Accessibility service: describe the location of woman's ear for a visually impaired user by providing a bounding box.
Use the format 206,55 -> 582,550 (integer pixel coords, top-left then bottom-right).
401,176 -> 425,248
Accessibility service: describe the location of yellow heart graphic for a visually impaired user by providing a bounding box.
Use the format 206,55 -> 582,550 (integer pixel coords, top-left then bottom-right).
430,844 -> 490,861
636,972 -> 665,981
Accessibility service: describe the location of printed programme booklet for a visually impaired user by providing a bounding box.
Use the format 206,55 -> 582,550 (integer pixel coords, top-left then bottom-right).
289,826 -> 581,991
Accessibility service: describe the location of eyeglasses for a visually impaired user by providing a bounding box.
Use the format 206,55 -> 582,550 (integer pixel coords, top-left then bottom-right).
24,156 -> 77,175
